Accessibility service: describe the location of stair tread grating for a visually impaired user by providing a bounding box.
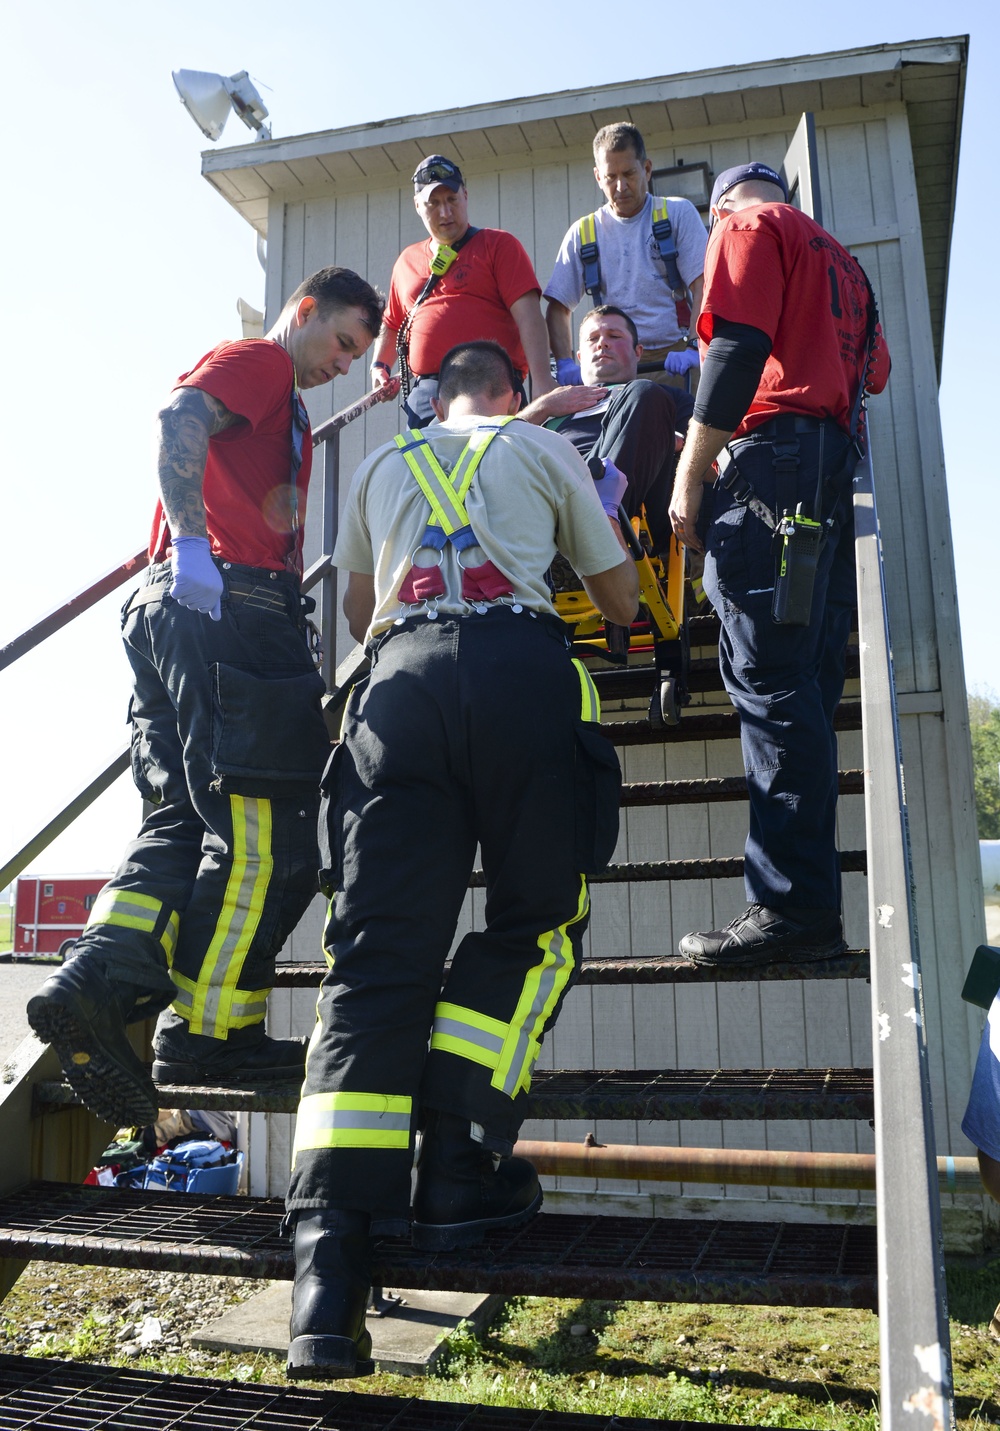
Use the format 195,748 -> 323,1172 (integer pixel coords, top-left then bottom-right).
0,1353 -> 799,1430
34,1065 -> 875,1120
270,950 -> 871,989
0,1184 -> 876,1309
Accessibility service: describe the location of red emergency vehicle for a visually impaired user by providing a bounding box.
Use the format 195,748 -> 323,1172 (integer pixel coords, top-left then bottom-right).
12,874 -> 109,959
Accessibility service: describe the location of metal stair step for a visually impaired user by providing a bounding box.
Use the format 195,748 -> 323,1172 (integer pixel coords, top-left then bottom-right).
622,769 -> 865,806
592,648 -> 860,700
602,701 -> 862,746
0,1353 -> 795,1431
557,850 -> 866,886
269,948 -> 871,990
526,1066 -> 874,1121
0,1183 -> 877,1309
35,1065 -> 873,1121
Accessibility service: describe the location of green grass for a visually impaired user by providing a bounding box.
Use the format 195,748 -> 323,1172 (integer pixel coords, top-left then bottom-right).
4,1261 -> 996,1428
0,903 -> 11,954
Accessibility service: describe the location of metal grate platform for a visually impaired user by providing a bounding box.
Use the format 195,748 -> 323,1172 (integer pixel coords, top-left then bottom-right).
0,1185 -> 876,1308
526,1067 -> 874,1122
271,950 -> 871,990
69,1066 -> 872,1120
0,1354 -> 788,1430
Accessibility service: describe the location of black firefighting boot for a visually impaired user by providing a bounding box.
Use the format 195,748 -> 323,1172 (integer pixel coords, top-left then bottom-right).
286,1210 -> 375,1380
152,1010 -> 306,1085
411,1109 -> 542,1251
26,955 -> 159,1127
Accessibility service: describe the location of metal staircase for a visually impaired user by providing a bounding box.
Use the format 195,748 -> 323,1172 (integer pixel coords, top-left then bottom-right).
0,423 -> 957,1427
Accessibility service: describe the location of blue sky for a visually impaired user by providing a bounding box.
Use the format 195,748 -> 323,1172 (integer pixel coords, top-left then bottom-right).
0,1 -> 993,874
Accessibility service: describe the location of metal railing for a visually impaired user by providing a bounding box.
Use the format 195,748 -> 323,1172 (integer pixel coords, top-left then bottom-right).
853,445 -> 955,1425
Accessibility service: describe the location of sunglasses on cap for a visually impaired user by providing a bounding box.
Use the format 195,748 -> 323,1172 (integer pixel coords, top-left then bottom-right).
412,158 -> 463,188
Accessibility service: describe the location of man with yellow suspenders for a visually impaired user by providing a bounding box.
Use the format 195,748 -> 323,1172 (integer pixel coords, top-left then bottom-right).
283,340 -> 638,1381
544,122 -> 707,388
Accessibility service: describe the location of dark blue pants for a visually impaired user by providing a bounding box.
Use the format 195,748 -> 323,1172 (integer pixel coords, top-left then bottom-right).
69,561 -> 330,1040
702,424 -> 855,911
286,609 -> 621,1229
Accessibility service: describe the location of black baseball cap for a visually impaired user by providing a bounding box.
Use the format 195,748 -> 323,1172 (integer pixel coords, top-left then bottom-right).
710,161 -> 788,212
413,156 -> 464,200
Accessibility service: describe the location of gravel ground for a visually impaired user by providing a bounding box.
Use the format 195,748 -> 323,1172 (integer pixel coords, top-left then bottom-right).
0,1261 -> 270,1375
0,961 -> 55,1061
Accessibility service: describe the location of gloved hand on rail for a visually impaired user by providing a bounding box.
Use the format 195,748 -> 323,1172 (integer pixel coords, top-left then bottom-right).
556,357 -> 582,385
590,458 -> 628,518
663,347 -> 700,376
169,536 -> 223,621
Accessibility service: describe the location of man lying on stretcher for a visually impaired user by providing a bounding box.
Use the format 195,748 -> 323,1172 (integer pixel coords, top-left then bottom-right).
521,305 -> 692,555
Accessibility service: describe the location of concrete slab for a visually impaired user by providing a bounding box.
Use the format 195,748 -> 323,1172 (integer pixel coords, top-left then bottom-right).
191,1282 -> 503,1375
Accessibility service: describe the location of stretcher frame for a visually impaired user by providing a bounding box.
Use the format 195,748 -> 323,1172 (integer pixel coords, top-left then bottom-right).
551,508 -> 690,726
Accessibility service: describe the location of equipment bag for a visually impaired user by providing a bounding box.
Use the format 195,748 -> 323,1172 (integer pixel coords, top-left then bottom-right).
141,1139 -> 243,1195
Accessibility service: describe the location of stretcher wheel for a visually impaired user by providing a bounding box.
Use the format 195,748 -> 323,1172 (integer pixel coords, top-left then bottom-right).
659,677 -> 681,727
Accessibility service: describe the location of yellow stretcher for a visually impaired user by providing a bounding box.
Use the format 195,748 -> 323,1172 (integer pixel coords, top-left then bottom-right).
551,509 -> 689,726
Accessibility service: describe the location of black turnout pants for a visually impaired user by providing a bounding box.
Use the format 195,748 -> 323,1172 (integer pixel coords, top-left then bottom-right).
286,608 -> 620,1231
68,561 -> 330,1041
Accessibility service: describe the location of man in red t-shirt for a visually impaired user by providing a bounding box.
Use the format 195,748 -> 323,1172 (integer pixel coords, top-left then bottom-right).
28,267 -> 384,1128
667,162 -> 890,967
370,155 -> 554,426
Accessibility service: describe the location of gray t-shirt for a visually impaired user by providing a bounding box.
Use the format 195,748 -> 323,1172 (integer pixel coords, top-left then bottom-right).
334,414 -> 626,641
544,195 -> 708,348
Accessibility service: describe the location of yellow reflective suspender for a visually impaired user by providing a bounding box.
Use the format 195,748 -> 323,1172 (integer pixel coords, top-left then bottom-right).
394,420 -> 519,608
578,212 -> 601,302
393,419 -> 516,538
578,201 -> 688,309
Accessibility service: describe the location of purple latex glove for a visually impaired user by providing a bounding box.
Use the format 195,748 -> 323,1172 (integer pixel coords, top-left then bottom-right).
664,347 -> 701,376
556,357 -> 582,385
591,458 -> 628,517
169,535 -> 223,621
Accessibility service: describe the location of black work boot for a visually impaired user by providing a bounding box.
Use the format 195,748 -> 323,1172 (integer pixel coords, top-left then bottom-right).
286,1210 -> 375,1380
411,1110 -> 542,1252
679,904 -> 847,967
152,1015 -> 306,1085
26,957 -> 159,1127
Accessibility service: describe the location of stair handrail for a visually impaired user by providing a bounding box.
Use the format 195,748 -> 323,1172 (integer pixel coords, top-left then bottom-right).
854,443 -> 955,1425
0,551 -> 150,675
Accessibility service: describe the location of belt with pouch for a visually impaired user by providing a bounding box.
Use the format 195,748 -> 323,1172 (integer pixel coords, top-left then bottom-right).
129,564 -> 297,615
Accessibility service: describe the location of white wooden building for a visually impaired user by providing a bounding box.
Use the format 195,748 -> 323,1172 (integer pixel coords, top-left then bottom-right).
199,37 -> 990,1247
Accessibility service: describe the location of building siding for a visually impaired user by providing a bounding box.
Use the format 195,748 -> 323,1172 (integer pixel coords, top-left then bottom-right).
239,84 -> 983,1238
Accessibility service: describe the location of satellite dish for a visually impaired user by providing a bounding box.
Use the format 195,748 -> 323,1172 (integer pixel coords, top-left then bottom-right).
172,70 -> 234,141
172,69 -> 270,141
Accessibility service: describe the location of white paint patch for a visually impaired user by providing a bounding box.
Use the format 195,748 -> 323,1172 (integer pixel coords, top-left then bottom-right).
877,904 -> 895,928
901,962 -> 920,989
878,1012 -> 891,1042
914,1341 -> 947,1381
905,1008 -> 923,1028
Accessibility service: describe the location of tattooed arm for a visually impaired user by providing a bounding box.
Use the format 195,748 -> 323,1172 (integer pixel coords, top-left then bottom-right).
156,388 -> 241,536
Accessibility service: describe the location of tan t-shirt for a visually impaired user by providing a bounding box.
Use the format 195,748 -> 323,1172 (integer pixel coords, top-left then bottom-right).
334,414 -> 626,641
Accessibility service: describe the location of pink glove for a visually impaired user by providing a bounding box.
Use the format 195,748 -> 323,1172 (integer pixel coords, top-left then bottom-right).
170,536 -> 223,621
